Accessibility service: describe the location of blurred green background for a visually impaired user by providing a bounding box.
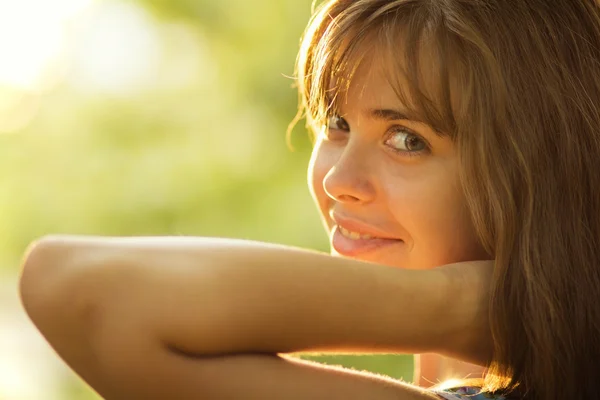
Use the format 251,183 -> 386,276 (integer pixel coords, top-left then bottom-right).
0,0 -> 412,398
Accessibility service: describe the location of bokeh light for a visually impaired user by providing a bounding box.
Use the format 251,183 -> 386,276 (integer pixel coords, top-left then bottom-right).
1,1 -> 413,398
0,0 -> 94,133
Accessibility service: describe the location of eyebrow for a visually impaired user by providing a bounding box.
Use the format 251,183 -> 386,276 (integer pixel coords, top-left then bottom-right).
368,108 -> 411,121
326,99 -> 443,134
368,108 -> 444,136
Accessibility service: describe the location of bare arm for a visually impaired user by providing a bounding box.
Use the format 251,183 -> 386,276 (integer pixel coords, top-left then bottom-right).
54,346 -> 444,400
19,235 -> 492,398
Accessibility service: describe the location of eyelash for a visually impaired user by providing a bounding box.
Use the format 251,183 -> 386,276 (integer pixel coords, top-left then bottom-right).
325,115 -> 431,157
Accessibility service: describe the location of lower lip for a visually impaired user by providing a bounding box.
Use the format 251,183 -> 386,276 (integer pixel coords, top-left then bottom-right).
331,225 -> 403,257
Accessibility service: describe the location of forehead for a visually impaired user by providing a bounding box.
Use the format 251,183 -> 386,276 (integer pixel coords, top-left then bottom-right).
334,58 -> 405,112
307,9 -> 464,136
331,42 -> 439,123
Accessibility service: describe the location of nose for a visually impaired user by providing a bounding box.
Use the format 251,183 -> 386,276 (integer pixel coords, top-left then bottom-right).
322,143 -> 376,205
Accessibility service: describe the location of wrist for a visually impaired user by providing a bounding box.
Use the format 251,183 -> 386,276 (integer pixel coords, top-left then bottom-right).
430,261 -> 493,366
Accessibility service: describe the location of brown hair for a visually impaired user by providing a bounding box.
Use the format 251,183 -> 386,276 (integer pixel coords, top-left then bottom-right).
294,1 -> 600,399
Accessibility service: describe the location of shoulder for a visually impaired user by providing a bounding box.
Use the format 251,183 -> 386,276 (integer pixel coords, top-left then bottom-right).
432,386 -> 507,400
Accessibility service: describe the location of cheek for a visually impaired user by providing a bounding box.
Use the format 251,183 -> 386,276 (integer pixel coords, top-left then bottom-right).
307,140 -> 335,216
419,197 -> 485,264
386,170 -> 487,267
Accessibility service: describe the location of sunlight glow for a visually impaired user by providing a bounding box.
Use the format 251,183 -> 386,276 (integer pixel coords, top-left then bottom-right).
0,89 -> 40,133
68,2 -> 161,94
0,0 -> 94,133
434,379 -> 469,391
0,0 -> 94,90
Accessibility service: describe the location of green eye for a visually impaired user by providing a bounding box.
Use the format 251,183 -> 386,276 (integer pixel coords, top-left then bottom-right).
385,128 -> 428,153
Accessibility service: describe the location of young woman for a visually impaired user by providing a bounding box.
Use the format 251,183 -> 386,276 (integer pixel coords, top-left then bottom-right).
19,0 -> 600,399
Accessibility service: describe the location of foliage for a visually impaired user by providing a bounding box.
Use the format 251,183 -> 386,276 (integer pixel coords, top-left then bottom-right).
1,0 -> 413,397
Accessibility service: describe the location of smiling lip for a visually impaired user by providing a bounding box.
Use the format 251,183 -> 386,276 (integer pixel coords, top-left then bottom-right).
329,215 -> 403,257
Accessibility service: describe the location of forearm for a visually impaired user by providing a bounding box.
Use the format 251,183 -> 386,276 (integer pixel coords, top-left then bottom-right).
20,235 -> 491,365
19,242 -> 439,400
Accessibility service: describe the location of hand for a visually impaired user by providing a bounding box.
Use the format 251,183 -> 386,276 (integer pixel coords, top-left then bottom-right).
433,260 -> 494,366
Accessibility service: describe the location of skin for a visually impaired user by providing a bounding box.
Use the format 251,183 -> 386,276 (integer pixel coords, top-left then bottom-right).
17,45 -> 494,400
308,58 -> 489,385
19,236 -> 493,399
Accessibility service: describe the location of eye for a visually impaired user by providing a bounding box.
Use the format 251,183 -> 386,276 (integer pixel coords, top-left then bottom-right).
384,127 -> 429,154
327,114 -> 350,131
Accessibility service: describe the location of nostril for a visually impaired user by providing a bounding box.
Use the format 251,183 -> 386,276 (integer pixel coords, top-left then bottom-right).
322,167 -> 376,204
337,194 -> 361,203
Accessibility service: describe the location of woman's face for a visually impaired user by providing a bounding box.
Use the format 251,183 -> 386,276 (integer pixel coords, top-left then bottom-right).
308,61 -> 488,269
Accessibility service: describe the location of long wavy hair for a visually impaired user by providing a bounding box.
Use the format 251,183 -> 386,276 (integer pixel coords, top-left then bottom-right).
293,1 -> 600,399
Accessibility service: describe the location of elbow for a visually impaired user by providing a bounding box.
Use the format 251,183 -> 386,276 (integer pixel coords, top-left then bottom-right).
19,235 -> 69,319
18,237 -> 152,398
19,235 -> 107,334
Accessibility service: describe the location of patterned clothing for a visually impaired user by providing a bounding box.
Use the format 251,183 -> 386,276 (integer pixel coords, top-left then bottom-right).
433,386 -> 507,399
